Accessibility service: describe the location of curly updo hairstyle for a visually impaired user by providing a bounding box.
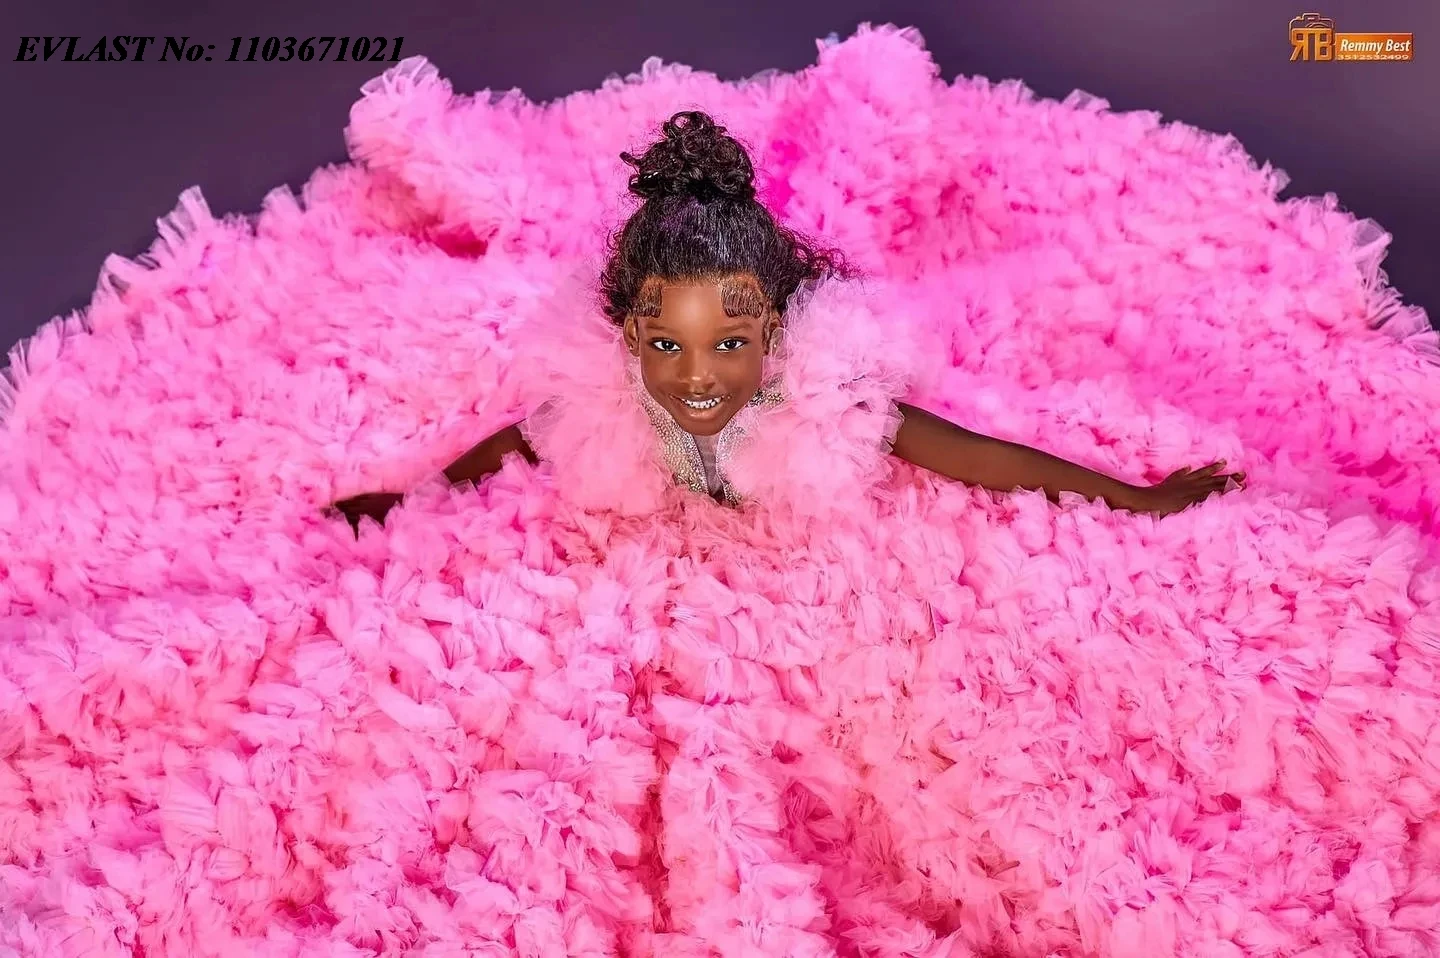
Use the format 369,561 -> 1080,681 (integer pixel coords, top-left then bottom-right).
599,111 -> 848,325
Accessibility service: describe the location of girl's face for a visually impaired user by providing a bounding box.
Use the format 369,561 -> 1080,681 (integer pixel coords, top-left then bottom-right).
623,275 -> 774,438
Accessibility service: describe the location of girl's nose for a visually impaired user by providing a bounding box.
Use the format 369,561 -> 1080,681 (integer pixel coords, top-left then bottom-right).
678,353 -> 715,387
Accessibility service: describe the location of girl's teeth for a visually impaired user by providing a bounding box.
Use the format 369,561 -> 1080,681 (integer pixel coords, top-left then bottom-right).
682,397 -> 722,410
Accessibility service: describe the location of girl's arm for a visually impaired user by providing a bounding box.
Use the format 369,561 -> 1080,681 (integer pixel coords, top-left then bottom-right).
890,403 -> 1243,517
441,423 -> 537,485
332,422 -> 535,531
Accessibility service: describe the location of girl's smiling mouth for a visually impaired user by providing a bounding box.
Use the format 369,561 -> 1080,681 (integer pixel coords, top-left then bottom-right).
677,395 -> 727,411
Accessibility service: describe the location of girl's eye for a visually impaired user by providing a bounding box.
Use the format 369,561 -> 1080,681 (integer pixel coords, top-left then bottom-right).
717,338 -> 748,352
649,339 -> 680,353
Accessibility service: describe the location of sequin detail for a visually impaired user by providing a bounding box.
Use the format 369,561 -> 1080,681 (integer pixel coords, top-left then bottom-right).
634,374 -> 785,506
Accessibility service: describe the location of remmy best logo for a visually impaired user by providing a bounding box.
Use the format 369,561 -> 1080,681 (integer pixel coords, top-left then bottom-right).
1289,12 -> 1413,61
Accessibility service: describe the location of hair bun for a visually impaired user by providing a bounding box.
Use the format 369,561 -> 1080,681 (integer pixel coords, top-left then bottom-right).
623,111 -> 756,203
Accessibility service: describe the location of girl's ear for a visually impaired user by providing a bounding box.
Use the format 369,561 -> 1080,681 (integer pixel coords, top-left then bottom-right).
623,316 -> 640,356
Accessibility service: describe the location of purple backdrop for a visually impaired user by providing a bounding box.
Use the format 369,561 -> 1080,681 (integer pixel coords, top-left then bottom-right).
3,0 -> 1436,347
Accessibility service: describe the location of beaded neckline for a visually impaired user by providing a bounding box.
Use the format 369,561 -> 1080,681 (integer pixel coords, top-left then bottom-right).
634,377 -> 785,506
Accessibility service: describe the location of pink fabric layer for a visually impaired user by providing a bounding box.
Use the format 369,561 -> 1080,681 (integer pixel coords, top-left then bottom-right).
3,22 -> 1439,958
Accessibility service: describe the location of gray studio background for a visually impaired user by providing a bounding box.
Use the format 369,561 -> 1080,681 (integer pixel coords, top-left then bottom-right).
3,0 -> 1437,348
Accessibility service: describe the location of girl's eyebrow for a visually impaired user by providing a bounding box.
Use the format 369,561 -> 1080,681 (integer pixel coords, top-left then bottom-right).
643,318 -> 758,339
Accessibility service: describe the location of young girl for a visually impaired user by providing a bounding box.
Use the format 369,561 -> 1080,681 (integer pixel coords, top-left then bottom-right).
333,111 -> 1244,531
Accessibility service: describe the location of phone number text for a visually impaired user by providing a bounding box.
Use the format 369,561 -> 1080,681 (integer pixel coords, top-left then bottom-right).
16,36 -> 407,63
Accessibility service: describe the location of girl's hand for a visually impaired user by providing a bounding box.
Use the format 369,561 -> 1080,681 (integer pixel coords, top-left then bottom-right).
329,492 -> 404,534
1125,461 -> 1246,517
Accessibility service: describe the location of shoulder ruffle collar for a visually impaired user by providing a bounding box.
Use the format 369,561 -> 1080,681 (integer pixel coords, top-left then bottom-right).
517,271 -> 921,522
